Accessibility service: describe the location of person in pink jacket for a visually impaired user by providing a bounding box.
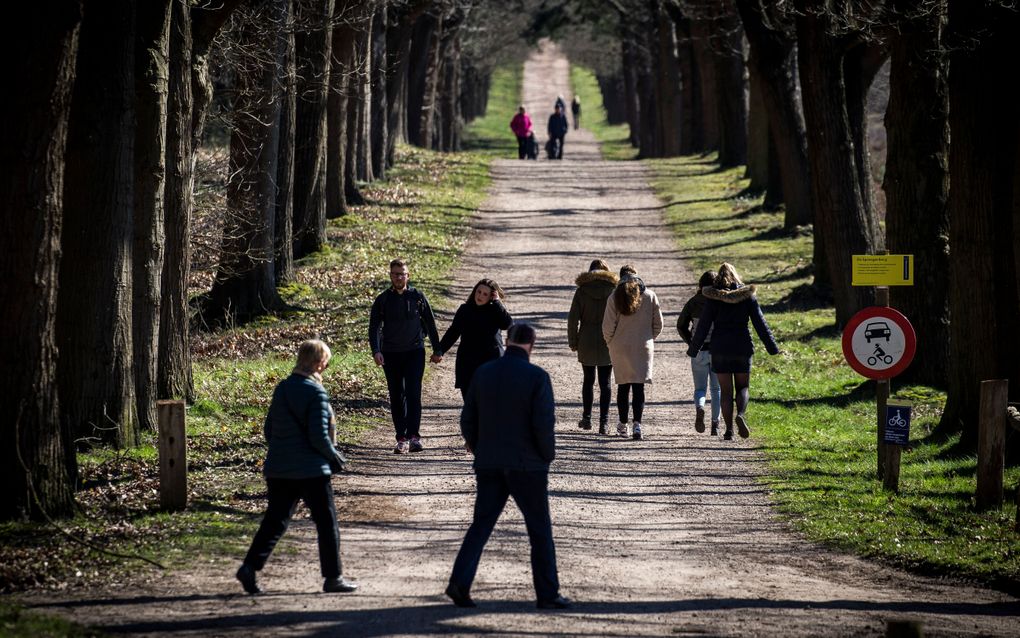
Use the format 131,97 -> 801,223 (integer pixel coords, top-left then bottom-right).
510,105 -> 534,160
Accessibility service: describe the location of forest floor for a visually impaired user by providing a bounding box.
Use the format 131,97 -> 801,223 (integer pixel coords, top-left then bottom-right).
14,43 -> 1020,638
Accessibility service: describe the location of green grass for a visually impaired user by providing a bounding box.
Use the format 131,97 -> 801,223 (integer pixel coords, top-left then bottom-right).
0,601 -> 103,637
646,153 -> 1020,590
1,70 -> 517,605
463,65 -> 523,159
569,65 -> 635,160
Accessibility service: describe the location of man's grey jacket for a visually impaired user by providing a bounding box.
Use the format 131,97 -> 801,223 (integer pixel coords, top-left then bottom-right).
460,346 -> 556,471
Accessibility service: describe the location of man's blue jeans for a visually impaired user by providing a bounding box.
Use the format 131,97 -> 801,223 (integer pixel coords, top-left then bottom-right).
691,350 -> 721,423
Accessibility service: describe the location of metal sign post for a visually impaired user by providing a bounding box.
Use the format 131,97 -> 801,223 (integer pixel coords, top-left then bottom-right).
843,268 -> 917,492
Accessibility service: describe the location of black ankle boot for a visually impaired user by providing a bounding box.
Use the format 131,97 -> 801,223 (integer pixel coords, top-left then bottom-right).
578,415 -> 592,430
598,416 -> 608,435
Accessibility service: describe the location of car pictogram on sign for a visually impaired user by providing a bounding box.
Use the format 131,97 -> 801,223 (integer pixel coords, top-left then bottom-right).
864,321 -> 891,343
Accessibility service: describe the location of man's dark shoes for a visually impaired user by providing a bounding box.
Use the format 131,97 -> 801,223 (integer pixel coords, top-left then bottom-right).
445,582 -> 476,608
236,564 -> 262,595
536,595 -> 572,610
323,576 -> 359,593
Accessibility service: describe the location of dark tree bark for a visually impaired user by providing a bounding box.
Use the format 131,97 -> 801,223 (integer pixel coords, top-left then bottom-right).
711,2 -> 748,167
883,0 -> 950,388
735,0 -> 812,228
653,0 -> 682,157
0,0 -> 81,521
620,36 -> 641,147
58,0 -> 138,448
795,1 -> 878,325
385,3 -> 422,165
327,7 -> 355,219
405,13 -> 436,147
133,0 -> 172,433
370,1 -> 388,178
673,14 -> 698,154
439,27 -> 461,151
635,39 -> 659,159
292,0 -> 334,259
159,0 -> 242,404
690,19 -> 719,152
938,0 -> 1020,451
274,0 -> 296,284
417,11 -> 443,149
201,0 -> 286,327
354,6 -> 374,180
159,0 -> 195,404
745,55 -> 769,191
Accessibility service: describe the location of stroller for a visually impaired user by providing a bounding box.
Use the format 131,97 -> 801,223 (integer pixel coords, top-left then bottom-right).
526,132 -> 538,160
545,137 -> 561,160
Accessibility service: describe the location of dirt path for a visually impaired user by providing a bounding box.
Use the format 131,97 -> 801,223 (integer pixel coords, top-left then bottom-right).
22,43 -> 1020,637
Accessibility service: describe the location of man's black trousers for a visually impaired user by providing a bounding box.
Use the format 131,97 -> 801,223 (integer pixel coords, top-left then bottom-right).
243,475 -> 341,578
382,348 -> 425,440
450,468 -> 560,602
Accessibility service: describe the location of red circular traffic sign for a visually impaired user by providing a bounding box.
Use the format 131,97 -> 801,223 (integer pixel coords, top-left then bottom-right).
841,306 -> 916,379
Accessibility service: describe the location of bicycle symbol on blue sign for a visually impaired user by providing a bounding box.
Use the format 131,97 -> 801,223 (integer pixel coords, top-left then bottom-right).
884,405 -> 911,445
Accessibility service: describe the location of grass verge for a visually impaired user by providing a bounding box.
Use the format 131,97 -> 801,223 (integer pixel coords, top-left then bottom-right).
0,67 -> 520,607
645,154 -> 1020,591
569,65 -> 635,161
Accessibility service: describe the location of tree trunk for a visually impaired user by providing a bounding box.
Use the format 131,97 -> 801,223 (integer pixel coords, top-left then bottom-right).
385,6 -> 414,164
621,37 -> 641,147
405,13 -> 434,147
355,7 -> 374,181
159,0 -> 241,404
795,3 -> 878,325
59,0 -> 138,448
691,19 -> 719,152
654,0 -> 682,157
133,0 -> 172,433
292,0 -> 334,259
370,1 -> 388,178
884,0 -> 950,388
0,0 -> 81,521
159,0 -> 195,404
417,12 -> 443,149
712,3 -> 748,168
673,15 -> 697,154
440,30 -> 461,151
939,0 -> 1020,451
745,56 -> 769,191
201,0 -> 285,327
327,12 -> 354,219
274,0 -> 296,284
735,0 -> 812,228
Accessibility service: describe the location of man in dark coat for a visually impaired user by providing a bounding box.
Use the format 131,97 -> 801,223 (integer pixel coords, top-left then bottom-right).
547,105 -> 569,159
445,323 -> 571,610
369,258 -> 441,454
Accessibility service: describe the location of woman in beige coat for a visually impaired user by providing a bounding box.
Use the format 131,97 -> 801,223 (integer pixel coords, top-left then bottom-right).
602,266 -> 663,440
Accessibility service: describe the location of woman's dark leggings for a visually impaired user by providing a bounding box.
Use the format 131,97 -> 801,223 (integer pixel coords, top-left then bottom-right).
581,365 -> 613,419
717,373 -> 751,430
617,383 -> 645,423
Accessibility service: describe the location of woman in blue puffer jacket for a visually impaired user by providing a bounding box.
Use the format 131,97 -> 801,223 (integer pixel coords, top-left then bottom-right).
687,263 -> 780,440
236,339 -> 358,595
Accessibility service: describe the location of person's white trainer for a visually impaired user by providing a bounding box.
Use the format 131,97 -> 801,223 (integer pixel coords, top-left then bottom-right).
616,422 -> 628,437
632,422 -> 643,440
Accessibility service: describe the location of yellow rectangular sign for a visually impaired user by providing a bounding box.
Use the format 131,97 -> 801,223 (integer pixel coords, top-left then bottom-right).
852,255 -> 914,286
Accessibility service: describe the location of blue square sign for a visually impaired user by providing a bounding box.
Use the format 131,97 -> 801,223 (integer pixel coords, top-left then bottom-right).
884,402 -> 911,445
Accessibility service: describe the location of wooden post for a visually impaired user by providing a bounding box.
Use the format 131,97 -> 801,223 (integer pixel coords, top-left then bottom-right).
883,438 -> 901,493
876,286 -> 890,480
158,400 -> 188,511
975,379 -> 1007,510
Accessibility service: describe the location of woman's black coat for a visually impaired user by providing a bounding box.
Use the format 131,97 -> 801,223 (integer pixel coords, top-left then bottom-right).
438,299 -> 513,389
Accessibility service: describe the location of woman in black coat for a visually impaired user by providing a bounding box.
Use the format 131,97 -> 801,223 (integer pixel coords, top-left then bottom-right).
687,263 -> 780,440
436,279 -> 513,400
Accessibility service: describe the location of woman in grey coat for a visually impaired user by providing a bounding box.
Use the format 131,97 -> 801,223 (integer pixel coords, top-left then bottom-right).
567,259 -> 618,434
236,340 -> 358,595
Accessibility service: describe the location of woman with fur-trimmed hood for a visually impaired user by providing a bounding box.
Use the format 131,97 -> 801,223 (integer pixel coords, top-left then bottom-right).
567,259 -> 619,434
687,263 -> 779,440
602,265 -> 663,440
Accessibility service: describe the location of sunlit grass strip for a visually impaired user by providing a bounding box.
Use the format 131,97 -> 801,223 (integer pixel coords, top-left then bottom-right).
569,65 -> 634,161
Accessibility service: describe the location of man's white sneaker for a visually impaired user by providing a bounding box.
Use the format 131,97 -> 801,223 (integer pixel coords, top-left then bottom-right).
393,439 -> 409,454
616,422 -> 628,437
